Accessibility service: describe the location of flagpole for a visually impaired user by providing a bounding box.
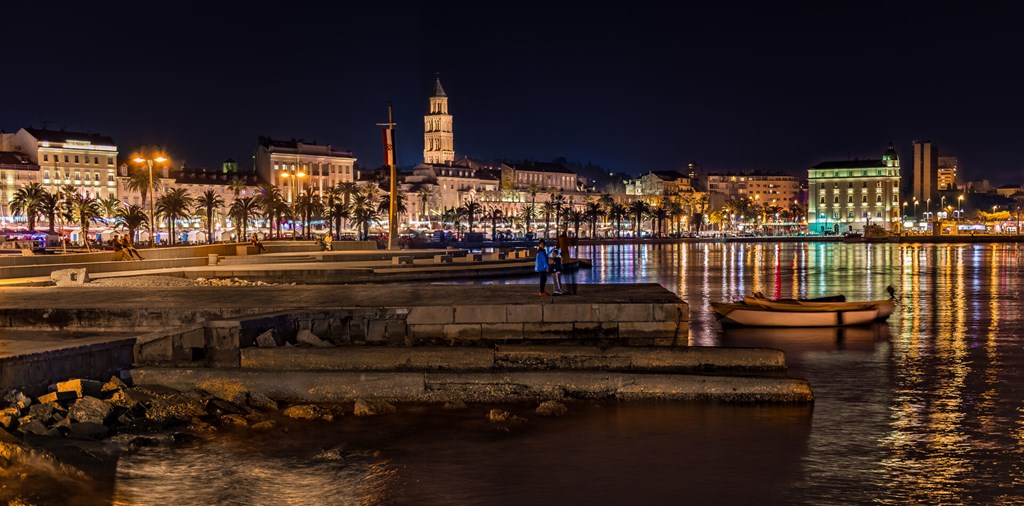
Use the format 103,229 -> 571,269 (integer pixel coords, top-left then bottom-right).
378,103 -> 398,250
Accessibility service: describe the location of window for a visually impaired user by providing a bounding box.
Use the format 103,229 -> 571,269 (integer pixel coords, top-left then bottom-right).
876,181 -> 882,188
833,211 -> 840,219
95,173 -> 100,182
834,196 -> 839,203
75,156 -> 80,163
862,195 -> 868,203
43,154 -> 49,162
848,196 -> 853,203
108,175 -> 114,183
83,156 -> 88,164
876,211 -> 882,218
107,157 -> 113,165
876,195 -> 882,203
94,157 -> 99,164
64,155 -> 69,162
847,211 -> 854,219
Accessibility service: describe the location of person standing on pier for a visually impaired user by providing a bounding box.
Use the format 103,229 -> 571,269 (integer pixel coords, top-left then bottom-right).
535,239 -> 551,296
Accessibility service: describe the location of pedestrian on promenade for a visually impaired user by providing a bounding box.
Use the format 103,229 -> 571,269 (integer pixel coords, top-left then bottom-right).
550,244 -> 564,295
323,232 -> 333,251
535,239 -> 551,296
121,235 -> 144,261
111,234 -> 126,261
250,233 -> 267,254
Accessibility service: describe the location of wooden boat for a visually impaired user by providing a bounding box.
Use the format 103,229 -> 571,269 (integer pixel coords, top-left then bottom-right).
743,295 -> 895,321
712,301 -> 880,327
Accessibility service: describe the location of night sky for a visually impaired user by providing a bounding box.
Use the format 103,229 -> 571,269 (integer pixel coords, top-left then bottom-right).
5,3 -> 1024,184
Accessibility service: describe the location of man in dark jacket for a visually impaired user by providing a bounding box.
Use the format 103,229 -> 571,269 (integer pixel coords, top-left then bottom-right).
535,239 -> 550,296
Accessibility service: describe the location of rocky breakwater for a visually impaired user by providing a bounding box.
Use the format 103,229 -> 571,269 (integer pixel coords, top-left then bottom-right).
0,372 -> 573,505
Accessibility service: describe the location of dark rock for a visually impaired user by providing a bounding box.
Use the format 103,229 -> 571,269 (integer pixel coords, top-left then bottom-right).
144,393 -> 205,425
282,404 -> 334,421
109,388 -> 155,409
251,420 -> 277,431
487,409 -> 526,425
67,422 -> 109,440
188,417 -> 216,433
535,400 -> 568,417
255,329 -> 277,347
219,414 -> 249,428
353,399 -> 397,417
246,392 -> 278,411
206,398 -> 246,417
37,391 -> 78,405
69,396 -> 114,425
57,379 -> 104,398
17,417 -> 51,436
443,400 -> 467,410
27,403 -> 58,424
296,329 -> 332,348
102,376 -> 129,395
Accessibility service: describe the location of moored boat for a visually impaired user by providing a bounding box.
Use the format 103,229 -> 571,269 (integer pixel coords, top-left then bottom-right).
743,294 -> 895,321
712,301 -> 880,327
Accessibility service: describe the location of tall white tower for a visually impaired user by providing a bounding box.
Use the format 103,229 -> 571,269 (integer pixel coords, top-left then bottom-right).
423,77 -> 454,164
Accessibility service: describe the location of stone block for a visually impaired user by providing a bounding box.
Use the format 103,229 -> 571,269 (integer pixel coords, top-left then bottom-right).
406,306 -> 454,325
542,304 -> 597,323
443,324 -> 482,341
618,321 -> 679,339
596,304 -> 653,323
453,305 -> 508,324
408,324 -> 444,341
348,318 -> 367,341
523,323 -> 573,339
69,396 -> 113,425
481,323 -> 525,340
57,379 -> 103,398
385,321 -> 408,343
37,391 -> 77,405
507,304 -> 542,323
137,337 -> 173,364
653,303 -> 687,322
366,320 -> 388,343
50,268 -> 89,287
573,322 -> 618,339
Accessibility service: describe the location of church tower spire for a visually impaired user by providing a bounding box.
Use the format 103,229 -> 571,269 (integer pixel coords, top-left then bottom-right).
423,75 -> 454,164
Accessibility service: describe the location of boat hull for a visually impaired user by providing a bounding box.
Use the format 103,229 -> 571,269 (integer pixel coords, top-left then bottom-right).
712,303 -> 880,327
742,297 -> 894,322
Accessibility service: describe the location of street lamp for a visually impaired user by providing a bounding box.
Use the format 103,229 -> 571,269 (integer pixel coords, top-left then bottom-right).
132,155 -> 168,247
280,169 -> 306,239
958,195 -> 964,221
902,201 -> 908,220
913,198 -> 919,219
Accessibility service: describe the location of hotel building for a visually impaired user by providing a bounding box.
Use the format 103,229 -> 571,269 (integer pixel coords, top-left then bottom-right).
807,145 -> 902,234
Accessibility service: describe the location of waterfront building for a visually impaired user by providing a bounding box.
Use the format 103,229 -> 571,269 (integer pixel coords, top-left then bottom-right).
705,171 -> 801,211
0,151 -> 40,224
500,161 -> 579,193
423,77 -> 454,165
807,144 -> 902,234
5,128 -> 118,200
912,140 -> 938,203
254,137 -> 357,202
938,155 -> 958,191
625,170 -> 693,197
402,161 -> 500,219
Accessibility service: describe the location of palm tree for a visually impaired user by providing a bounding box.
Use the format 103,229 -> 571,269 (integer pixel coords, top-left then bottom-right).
526,183 -> 540,233
567,208 -> 585,238
125,168 -> 154,208
227,176 -> 246,198
519,205 -> 537,238
98,197 -> 122,224
628,200 -> 650,237
482,207 -> 504,241
377,191 -> 408,232
349,191 -> 380,241
255,184 -> 285,238
228,197 -> 260,241
39,191 -> 62,233
156,188 -> 193,245
541,201 -> 555,239
69,194 -> 102,251
324,185 -> 348,239
461,199 -> 482,234
295,189 -> 324,239
335,182 -> 359,230
115,204 -> 149,241
195,189 -> 225,244
416,186 -> 435,225
10,183 -> 47,232
608,202 -> 627,239
584,200 -> 603,239
651,204 -> 670,237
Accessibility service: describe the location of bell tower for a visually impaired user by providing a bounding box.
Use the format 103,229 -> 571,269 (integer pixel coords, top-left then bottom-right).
423,76 -> 454,164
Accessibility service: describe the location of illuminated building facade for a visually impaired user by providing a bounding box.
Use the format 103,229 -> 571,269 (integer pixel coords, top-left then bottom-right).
423,78 -> 454,164
6,128 -> 119,199
807,144 -> 902,234
254,137 -> 356,202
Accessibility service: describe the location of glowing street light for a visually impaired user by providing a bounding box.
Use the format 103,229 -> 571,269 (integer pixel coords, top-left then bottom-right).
132,154 -> 168,247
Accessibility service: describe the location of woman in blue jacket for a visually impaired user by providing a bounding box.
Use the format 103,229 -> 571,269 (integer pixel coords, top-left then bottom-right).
535,239 -> 551,296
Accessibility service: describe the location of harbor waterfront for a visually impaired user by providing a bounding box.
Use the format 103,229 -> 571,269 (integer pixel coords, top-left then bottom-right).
1,241 -> 1021,503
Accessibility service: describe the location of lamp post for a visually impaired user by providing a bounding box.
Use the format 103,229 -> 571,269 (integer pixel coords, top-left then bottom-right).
280,169 -> 306,239
902,201 -> 908,221
913,198 -> 918,219
958,195 -> 964,221
132,155 -> 167,247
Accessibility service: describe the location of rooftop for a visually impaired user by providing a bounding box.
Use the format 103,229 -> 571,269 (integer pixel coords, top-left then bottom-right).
810,160 -> 887,170
503,161 -> 575,175
22,127 -> 115,146
0,151 -> 38,169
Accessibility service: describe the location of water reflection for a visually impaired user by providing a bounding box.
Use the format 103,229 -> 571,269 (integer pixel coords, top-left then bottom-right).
490,242 -> 1024,502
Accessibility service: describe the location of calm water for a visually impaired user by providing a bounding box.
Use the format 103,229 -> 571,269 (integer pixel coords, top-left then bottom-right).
108,242 -> 1024,505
